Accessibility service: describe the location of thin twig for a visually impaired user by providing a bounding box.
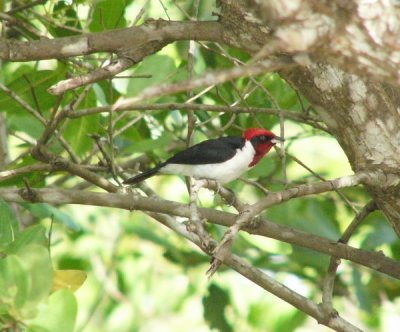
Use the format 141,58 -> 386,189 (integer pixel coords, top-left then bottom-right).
288,153 -> 359,214
6,0 -> 47,14
321,200 -> 378,311
69,102 -> 325,130
0,83 -> 80,162
31,145 -> 118,193
113,58 -> 295,110
209,172 -> 370,274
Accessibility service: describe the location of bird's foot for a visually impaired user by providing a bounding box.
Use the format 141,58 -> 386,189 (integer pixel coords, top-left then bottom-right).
220,186 -> 236,207
205,180 -> 238,207
213,180 -> 224,195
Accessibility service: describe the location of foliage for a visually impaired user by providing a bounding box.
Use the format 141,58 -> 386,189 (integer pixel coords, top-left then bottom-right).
0,199 -> 84,331
0,1 -> 399,331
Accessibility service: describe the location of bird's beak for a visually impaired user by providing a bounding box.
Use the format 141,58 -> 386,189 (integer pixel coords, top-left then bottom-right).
271,136 -> 284,144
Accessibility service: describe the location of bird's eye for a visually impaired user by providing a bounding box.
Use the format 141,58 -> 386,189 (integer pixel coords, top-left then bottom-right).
260,136 -> 267,142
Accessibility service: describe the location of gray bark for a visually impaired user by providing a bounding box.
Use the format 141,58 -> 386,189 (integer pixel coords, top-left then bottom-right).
218,0 -> 400,235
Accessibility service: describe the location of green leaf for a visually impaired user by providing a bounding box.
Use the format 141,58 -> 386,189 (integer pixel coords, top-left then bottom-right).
123,132 -> 173,155
361,212 -> 398,250
163,248 -> 207,267
52,270 -> 87,293
0,254 -> 29,312
246,156 -> 277,178
0,245 -> 53,321
64,117 -> 97,156
64,90 -> 99,156
22,203 -> 80,231
89,0 -> 127,32
0,68 -> 67,139
263,74 -> 300,110
0,70 -> 65,114
0,199 -> 19,248
127,55 -> 176,96
290,246 -> 329,272
92,83 -> 108,106
0,156 -> 46,188
48,2 -> 82,37
203,284 -> 233,332
352,268 -> 373,313
5,225 -> 48,255
16,245 -> 53,309
248,301 -> 306,331
267,198 -> 340,241
27,289 -> 77,332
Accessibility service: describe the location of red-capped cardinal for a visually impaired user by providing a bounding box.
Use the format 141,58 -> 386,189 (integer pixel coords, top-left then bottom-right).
123,128 -> 283,185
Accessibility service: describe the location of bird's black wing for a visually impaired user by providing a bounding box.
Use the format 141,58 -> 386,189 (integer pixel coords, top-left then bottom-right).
166,136 -> 245,165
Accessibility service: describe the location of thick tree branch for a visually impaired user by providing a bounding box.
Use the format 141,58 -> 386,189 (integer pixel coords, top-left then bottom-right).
0,20 -> 223,61
1,187 -> 399,279
222,0 -> 400,85
147,206 -> 361,332
0,163 -> 107,183
216,0 -> 400,236
1,20 -> 225,94
48,53 -> 160,95
209,171 -> 371,273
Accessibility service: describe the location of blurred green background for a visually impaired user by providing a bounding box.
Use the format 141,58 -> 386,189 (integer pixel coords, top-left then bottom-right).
1,1 -> 399,331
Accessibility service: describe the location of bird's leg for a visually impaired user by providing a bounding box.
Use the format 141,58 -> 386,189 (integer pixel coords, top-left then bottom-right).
213,180 -> 223,196
204,180 -> 243,209
213,181 -> 236,206
207,207 -> 253,277
188,178 -> 214,252
218,186 -> 237,207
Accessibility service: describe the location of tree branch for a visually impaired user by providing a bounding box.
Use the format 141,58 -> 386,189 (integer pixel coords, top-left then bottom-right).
1,187 -> 399,280
145,196 -> 362,332
209,171 -> 370,273
113,58 -> 295,109
252,172 -> 370,215
222,254 -> 362,332
321,200 -> 378,312
224,0 -> 400,85
0,20 -> 223,61
30,145 -> 118,193
0,113 -> 9,167
69,102 -> 327,131
1,20 -> 225,94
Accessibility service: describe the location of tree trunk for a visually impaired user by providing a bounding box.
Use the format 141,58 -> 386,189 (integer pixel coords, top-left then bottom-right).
218,0 -> 400,235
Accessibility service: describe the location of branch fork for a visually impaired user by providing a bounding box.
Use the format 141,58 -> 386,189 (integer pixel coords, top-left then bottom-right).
208,207 -> 254,277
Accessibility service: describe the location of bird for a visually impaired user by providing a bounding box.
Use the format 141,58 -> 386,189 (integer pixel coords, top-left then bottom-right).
123,128 -> 283,185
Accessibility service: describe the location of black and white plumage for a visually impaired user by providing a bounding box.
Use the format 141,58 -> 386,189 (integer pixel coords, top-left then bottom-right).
123,128 -> 282,185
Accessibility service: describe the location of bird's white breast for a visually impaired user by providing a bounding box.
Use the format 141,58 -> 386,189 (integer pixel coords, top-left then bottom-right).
161,140 -> 256,183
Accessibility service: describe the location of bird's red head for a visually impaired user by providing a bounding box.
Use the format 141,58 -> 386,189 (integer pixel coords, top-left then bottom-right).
243,128 -> 283,167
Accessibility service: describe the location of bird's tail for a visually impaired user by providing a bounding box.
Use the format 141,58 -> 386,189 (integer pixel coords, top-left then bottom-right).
123,164 -> 163,185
